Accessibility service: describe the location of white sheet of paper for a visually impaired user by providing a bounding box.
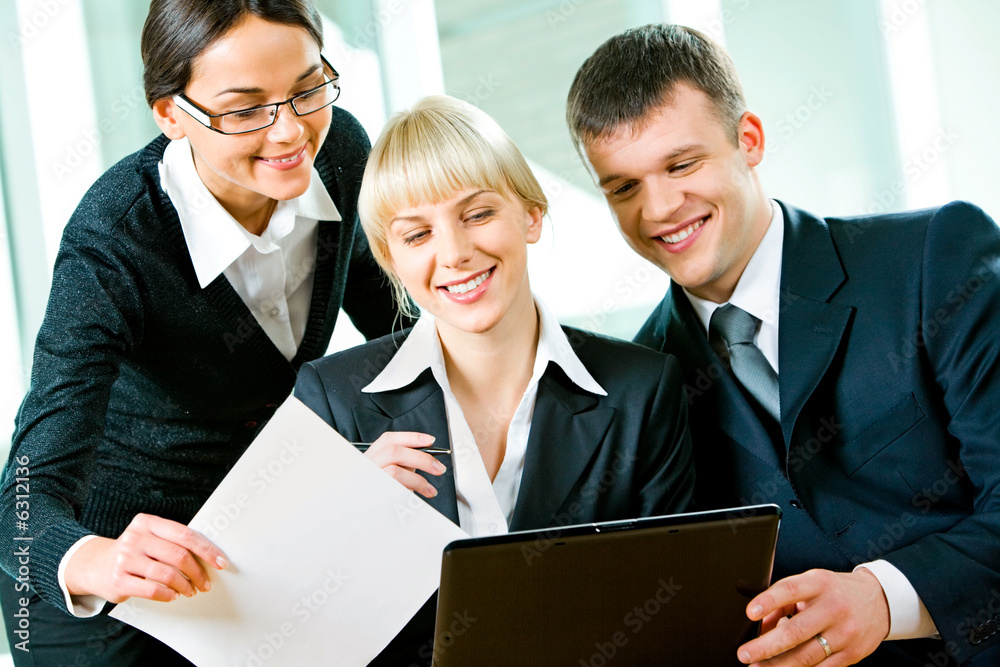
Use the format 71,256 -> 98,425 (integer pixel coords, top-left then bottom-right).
110,396 -> 468,666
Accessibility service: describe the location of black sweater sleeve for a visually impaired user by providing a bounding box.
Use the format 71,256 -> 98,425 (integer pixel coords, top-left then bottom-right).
1,217 -> 145,606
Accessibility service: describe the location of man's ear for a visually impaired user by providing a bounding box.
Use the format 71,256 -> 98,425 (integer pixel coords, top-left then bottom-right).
738,111 -> 765,168
152,97 -> 187,140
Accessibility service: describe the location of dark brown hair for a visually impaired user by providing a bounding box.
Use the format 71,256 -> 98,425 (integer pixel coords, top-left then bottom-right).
566,24 -> 745,152
141,0 -> 324,106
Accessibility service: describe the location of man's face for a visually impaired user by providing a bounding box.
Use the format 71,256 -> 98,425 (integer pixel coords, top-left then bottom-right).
582,83 -> 770,303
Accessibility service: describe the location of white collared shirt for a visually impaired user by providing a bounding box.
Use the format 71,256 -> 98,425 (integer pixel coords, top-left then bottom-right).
159,136 -> 341,361
363,297 -> 606,538
683,199 -> 784,374
683,199 -> 935,640
56,137 -> 342,618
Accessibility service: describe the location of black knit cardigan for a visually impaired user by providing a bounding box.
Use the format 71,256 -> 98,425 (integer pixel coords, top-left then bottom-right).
0,107 -> 401,608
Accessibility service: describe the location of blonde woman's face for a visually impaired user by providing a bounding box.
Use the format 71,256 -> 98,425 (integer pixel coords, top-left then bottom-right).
386,188 -> 542,336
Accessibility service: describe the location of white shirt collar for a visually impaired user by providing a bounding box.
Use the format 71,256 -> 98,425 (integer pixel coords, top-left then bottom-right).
158,136 -> 340,288
684,199 -> 784,332
363,296 -> 607,397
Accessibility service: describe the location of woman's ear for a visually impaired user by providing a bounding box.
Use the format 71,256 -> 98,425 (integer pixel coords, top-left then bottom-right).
525,205 -> 544,244
152,97 -> 187,140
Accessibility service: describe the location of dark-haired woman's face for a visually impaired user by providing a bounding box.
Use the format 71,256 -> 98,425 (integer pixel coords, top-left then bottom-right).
156,16 -> 332,221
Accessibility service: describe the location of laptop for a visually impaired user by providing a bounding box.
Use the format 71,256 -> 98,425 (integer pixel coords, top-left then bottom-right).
431,504 -> 780,666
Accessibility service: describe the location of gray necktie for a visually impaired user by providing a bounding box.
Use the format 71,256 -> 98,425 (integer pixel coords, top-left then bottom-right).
710,304 -> 780,422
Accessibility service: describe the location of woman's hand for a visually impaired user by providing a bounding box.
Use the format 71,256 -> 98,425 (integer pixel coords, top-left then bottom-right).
63,513 -> 228,603
364,432 -> 446,498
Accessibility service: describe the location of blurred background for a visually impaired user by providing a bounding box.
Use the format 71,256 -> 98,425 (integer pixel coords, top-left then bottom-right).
1,0 -> 998,519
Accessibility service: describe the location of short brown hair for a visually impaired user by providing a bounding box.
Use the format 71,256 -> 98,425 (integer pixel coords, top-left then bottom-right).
566,24 -> 746,152
141,0 -> 324,106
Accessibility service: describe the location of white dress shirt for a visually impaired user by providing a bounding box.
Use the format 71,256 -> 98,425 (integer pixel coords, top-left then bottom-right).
363,297 -> 606,538
684,200 -> 936,640
56,136 -> 340,617
160,136 -> 341,361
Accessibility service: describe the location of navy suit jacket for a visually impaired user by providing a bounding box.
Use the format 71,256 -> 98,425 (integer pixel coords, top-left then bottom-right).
635,200 -> 1000,666
294,325 -> 694,665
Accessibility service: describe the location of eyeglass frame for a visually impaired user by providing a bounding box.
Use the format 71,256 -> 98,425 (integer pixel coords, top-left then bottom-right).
173,55 -> 341,135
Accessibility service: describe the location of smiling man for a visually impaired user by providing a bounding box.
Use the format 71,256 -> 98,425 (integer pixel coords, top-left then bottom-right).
567,24 -> 1000,667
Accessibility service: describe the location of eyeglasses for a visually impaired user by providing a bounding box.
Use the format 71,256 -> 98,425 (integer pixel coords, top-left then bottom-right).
174,56 -> 341,135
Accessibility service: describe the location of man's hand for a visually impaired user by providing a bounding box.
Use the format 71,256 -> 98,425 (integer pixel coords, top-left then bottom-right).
737,568 -> 890,666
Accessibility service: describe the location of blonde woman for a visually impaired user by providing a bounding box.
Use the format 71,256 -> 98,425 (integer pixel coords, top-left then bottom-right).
294,95 -> 694,664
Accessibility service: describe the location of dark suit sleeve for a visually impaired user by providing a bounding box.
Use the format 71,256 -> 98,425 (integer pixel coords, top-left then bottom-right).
881,202 -> 1000,659
634,355 -> 695,516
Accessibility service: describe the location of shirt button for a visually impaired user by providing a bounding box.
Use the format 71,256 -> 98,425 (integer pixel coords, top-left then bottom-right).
489,523 -> 500,534
268,307 -> 280,318
789,499 -> 803,509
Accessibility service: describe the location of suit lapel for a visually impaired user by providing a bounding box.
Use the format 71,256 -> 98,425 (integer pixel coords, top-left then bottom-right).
665,288 -> 780,467
353,371 -> 460,525
776,203 -> 853,445
509,368 -> 614,531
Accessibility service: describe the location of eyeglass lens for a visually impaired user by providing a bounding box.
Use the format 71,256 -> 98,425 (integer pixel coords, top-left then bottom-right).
219,80 -> 339,133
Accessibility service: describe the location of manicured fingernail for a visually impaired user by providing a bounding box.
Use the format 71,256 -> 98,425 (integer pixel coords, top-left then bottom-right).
172,592 -> 180,601
739,649 -> 751,663
749,604 -> 762,618
433,462 -> 446,474
216,556 -> 228,569
421,434 -> 436,444
427,485 -> 438,497
203,581 -> 212,592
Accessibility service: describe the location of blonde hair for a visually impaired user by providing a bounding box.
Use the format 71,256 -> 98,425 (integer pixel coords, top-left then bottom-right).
359,95 -> 548,317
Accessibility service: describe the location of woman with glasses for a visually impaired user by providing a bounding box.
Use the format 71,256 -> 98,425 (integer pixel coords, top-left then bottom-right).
0,1 -> 402,664
294,95 -> 695,665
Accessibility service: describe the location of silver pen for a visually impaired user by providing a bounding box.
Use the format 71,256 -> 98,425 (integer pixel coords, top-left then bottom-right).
350,442 -> 451,455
